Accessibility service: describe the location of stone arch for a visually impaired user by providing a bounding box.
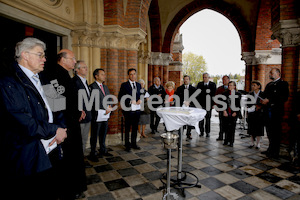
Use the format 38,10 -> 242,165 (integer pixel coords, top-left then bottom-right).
162,0 -> 254,53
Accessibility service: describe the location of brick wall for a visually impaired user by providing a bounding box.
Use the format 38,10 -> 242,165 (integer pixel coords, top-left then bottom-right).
256,0 -> 280,50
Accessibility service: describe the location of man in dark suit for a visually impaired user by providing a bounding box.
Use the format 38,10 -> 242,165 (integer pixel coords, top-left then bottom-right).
0,37 -> 67,199
261,68 -> 289,158
89,68 -> 113,161
215,75 -> 230,141
72,60 -> 92,158
118,68 -> 142,152
175,75 -> 196,139
148,77 -> 166,134
41,49 -> 87,199
197,73 -> 216,137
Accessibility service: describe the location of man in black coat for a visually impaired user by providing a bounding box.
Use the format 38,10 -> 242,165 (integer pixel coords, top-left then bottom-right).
175,75 -> 196,139
148,77 -> 166,134
41,49 -> 87,199
118,68 -> 142,152
197,73 -> 216,137
0,37 -> 67,199
261,68 -> 289,158
72,60 -> 92,158
89,68 -> 113,161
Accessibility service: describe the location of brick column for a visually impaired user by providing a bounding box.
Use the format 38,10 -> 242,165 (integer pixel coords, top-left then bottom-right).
271,19 -> 300,137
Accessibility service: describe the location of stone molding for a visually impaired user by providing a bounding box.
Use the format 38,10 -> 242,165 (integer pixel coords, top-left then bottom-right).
254,48 -> 282,65
71,25 -> 147,51
242,49 -> 282,65
241,52 -> 255,65
149,52 -> 173,66
271,19 -> 300,47
173,33 -> 184,53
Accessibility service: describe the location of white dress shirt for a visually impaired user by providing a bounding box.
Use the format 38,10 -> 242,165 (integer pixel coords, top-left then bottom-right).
19,64 -> 53,123
77,74 -> 90,96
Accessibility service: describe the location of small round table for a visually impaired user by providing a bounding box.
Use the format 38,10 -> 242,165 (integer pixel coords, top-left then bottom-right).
157,107 -> 207,199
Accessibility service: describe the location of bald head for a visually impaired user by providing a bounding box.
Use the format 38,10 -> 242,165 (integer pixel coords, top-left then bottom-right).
57,49 -> 76,71
269,68 -> 281,80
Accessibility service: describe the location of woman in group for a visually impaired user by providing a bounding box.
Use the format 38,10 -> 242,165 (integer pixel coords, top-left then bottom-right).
222,81 -> 242,147
165,81 -> 176,106
138,79 -> 150,138
247,80 -> 265,149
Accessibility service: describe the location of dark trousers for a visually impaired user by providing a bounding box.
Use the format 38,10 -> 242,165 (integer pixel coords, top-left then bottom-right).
124,111 -> 140,148
218,111 -> 225,139
199,110 -> 212,134
150,110 -> 160,131
223,116 -> 237,144
265,108 -> 283,157
90,121 -> 108,155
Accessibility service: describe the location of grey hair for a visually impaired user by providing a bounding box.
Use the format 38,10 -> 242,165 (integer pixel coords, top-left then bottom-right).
154,77 -> 160,81
138,79 -> 145,85
15,37 -> 46,62
203,72 -> 210,77
75,60 -> 85,70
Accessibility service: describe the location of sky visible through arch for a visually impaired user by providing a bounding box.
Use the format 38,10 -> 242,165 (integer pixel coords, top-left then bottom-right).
180,9 -> 245,76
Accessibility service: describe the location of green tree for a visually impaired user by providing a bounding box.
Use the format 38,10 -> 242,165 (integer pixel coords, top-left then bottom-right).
182,52 -> 207,85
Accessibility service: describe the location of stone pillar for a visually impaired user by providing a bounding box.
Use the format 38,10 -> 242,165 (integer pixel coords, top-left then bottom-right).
149,52 -> 173,85
271,19 -> 300,136
241,52 -> 255,92
254,48 -> 282,90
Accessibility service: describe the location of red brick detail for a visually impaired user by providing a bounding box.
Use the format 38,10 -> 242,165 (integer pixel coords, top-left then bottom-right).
100,48 -> 139,134
271,0 -> 280,27
172,52 -> 182,62
106,49 -> 119,134
148,0 -> 162,52
148,64 -> 153,86
281,46 -> 299,139
245,65 -> 253,92
161,0 -> 254,53
280,0 -> 297,20
163,66 -> 169,87
103,0 -> 151,31
256,0 -> 281,50
168,71 -> 181,90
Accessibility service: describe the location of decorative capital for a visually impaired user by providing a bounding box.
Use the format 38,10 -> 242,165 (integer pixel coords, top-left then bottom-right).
254,49 -> 282,65
271,19 -> 300,47
149,52 -> 173,66
241,52 -> 255,65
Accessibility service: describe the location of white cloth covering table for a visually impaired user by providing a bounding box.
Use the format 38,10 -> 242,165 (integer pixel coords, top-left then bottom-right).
156,107 -> 206,198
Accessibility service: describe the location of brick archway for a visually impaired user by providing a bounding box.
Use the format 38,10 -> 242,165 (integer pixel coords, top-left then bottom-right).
162,0 -> 254,53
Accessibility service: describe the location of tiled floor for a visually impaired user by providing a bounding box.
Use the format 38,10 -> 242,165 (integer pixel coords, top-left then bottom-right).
81,118 -> 300,200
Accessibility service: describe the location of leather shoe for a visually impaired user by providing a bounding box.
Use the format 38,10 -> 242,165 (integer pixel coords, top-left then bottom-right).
125,147 -> 131,152
216,137 -> 223,141
87,154 -> 98,162
206,133 -> 210,137
132,146 -> 141,150
200,133 -> 204,137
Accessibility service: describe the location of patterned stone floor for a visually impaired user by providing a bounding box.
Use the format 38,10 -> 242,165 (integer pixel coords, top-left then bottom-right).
80,119 -> 300,200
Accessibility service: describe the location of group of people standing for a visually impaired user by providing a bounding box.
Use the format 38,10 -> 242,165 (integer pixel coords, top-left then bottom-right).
0,37 -> 292,200
0,37 -> 114,199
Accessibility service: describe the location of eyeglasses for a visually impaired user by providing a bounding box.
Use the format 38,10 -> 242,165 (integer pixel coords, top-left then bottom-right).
26,51 -> 46,59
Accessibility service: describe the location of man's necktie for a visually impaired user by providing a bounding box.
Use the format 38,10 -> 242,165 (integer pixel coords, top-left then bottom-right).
85,81 -> 91,96
132,83 -> 136,89
100,84 -> 106,96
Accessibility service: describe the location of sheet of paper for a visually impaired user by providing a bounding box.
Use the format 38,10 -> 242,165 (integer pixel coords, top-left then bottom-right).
97,109 -> 110,122
41,135 -> 57,154
131,104 -> 141,111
